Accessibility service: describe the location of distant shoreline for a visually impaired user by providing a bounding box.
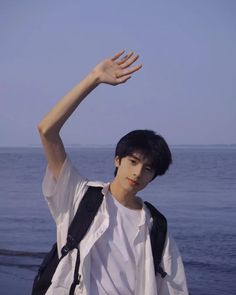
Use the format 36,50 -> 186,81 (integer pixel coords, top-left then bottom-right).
0,144 -> 236,149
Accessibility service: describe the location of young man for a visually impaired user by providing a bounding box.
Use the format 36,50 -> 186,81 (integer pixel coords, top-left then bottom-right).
38,50 -> 189,294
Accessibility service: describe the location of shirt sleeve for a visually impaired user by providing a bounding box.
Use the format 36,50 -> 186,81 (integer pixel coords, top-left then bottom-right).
42,155 -> 87,224
156,233 -> 189,295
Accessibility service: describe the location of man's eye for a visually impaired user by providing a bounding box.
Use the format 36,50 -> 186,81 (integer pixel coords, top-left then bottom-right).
145,167 -> 153,172
129,159 -> 136,164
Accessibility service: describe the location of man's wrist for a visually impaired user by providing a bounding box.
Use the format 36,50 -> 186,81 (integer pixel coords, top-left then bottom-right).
88,69 -> 101,87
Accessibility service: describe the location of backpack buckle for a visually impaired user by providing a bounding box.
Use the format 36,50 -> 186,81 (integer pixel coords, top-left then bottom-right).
61,235 -> 77,256
157,265 -> 167,278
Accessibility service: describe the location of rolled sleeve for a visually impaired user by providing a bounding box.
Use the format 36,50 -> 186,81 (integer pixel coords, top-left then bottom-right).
42,156 -> 87,224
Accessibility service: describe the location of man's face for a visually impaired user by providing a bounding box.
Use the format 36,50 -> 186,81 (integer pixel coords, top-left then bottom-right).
114,152 -> 155,194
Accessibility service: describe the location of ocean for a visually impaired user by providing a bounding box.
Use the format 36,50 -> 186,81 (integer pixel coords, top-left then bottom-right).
0,146 -> 235,295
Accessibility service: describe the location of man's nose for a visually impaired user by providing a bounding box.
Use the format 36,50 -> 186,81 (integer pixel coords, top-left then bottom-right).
132,164 -> 143,178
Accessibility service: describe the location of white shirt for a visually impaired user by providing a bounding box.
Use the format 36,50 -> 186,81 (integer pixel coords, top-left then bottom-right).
42,156 -> 189,295
90,192 -> 141,294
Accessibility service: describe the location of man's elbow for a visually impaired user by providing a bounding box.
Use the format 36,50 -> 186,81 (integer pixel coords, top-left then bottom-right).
37,121 -> 49,137
37,121 -> 57,138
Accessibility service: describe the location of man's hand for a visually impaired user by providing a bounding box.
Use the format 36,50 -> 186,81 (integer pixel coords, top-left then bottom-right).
92,50 -> 142,85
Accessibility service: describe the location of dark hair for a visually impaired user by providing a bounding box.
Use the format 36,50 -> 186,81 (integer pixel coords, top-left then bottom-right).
114,130 -> 172,180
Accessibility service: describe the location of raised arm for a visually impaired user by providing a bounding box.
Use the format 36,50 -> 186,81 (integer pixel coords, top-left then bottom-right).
38,50 -> 142,180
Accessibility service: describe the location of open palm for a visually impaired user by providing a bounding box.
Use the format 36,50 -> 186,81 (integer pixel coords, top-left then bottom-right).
93,50 -> 142,85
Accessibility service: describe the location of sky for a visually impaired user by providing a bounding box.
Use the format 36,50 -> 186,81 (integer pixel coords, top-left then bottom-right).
1,0 -> 236,146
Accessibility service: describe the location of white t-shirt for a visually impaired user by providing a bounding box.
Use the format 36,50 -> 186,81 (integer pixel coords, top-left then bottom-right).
90,193 -> 142,295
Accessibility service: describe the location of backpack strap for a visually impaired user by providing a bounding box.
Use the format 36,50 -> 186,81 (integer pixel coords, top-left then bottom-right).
144,201 -> 167,278
61,186 -> 104,295
61,186 -> 104,257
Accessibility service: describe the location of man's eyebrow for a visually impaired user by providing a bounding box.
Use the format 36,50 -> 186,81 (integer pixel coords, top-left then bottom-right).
128,154 -> 141,161
129,154 -> 153,166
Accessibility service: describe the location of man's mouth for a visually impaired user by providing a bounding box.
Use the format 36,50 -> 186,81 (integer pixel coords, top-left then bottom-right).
127,178 -> 139,186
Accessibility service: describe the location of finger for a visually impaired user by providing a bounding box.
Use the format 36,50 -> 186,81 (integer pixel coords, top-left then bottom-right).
117,75 -> 131,84
111,50 -> 125,61
116,64 -> 142,78
117,52 -> 133,65
116,75 -> 132,84
120,54 -> 139,69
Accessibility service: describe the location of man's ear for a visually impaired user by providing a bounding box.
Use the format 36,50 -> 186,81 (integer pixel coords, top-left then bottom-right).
115,156 -> 121,167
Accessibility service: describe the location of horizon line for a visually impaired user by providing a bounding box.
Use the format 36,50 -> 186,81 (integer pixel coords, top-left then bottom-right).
1,143 -> 236,149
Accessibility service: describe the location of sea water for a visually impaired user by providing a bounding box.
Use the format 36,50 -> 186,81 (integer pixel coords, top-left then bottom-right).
0,146 -> 235,295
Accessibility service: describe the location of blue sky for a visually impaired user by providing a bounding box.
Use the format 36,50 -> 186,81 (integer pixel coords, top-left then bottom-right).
1,0 -> 236,146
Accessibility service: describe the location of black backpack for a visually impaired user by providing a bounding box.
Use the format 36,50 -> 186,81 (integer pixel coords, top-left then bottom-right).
32,186 -> 167,295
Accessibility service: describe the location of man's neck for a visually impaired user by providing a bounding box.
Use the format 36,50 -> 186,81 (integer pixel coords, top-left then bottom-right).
109,180 -> 142,210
